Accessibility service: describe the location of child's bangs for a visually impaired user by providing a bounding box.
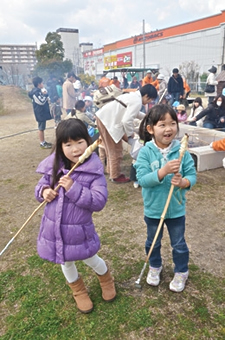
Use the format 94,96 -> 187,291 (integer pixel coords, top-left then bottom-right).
61,124 -> 86,143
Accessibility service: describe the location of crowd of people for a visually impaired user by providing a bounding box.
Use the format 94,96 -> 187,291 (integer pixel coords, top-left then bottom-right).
28,67 -> 225,167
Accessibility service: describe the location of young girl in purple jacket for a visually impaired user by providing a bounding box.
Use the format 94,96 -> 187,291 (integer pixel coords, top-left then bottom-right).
35,119 -> 116,313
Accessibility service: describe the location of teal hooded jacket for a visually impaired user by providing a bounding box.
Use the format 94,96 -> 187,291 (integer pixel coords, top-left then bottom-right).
134,139 -> 196,219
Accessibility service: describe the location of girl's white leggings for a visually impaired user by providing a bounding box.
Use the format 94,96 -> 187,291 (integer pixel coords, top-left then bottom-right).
61,254 -> 107,283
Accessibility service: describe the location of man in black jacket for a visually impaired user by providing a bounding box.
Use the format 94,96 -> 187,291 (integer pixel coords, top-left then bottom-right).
167,68 -> 184,105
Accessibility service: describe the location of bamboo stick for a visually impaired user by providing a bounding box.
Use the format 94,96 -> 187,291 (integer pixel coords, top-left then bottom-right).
0,138 -> 101,257
135,134 -> 189,288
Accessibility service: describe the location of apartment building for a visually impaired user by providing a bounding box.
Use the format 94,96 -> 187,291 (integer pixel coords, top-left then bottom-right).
0,44 -> 37,87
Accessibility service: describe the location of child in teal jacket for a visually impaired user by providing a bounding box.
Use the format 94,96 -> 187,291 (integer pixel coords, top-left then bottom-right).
134,104 -> 196,292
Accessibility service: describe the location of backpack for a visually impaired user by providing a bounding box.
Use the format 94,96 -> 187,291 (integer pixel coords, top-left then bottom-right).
93,84 -> 126,108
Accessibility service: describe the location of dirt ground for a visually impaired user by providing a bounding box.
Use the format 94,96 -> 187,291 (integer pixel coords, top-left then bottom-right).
0,86 -> 225,278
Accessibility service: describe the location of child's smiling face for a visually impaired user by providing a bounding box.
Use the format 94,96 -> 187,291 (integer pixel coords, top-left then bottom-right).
147,112 -> 178,149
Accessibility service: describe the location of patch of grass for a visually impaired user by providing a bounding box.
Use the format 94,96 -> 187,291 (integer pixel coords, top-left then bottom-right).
0,207 -> 7,215
0,97 -> 5,116
0,258 -> 154,340
192,182 -> 203,189
17,183 -> 29,190
108,188 -> 128,203
0,178 -> 13,184
0,94 -> 10,116
1,254 -> 225,340
188,263 -> 199,271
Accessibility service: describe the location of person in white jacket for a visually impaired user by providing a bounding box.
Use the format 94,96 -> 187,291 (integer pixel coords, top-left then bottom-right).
96,84 -> 157,183
186,97 -> 205,127
205,66 -> 218,105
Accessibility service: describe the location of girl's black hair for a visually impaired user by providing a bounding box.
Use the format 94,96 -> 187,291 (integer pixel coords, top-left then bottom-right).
139,104 -> 179,144
213,94 -> 225,108
51,119 -> 92,188
193,97 -> 203,112
194,97 -> 202,105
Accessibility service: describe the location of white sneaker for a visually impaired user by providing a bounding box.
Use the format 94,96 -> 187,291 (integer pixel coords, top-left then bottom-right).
133,181 -> 139,188
146,266 -> 162,286
169,271 -> 189,292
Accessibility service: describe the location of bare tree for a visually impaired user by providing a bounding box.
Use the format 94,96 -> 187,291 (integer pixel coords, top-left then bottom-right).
1,64 -> 29,88
179,61 -> 200,82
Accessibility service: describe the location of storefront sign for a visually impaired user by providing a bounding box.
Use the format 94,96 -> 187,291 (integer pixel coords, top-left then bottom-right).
104,52 -> 132,69
133,32 -> 163,44
83,48 -> 103,58
117,52 -> 132,67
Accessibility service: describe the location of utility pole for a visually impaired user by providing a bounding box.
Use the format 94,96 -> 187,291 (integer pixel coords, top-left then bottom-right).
143,19 -> 146,78
221,25 -> 225,69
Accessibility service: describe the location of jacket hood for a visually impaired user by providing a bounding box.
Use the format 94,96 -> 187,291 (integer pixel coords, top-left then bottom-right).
36,152 -> 103,176
28,87 -> 39,99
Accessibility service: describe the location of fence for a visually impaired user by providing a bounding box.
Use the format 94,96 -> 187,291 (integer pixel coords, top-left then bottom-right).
188,81 -> 206,95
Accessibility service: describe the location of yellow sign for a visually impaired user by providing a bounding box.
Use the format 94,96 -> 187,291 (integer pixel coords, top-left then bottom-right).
104,55 -> 117,69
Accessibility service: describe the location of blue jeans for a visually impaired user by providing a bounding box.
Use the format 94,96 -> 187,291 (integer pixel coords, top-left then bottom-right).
208,96 -> 215,105
203,122 -> 214,129
144,215 -> 189,273
169,92 -> 180,105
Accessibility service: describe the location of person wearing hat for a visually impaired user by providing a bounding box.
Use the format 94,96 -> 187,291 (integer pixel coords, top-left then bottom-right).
167,68 -> 184,105
142,70 -> 153,86
84,96 -> 96,122
157,74 -> 168,103
205,66 -> 218,105
84,95 -> 93,107
176,104 -> 187,123
96,84 -> 157,183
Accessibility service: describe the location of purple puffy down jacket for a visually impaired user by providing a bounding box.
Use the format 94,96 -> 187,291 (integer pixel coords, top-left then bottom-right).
35,152 -> 108,264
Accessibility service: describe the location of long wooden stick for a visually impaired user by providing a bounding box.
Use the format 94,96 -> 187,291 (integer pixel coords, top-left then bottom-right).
135,134 -> 189,287
158,88 -> 167,104
0,138 -> 101,257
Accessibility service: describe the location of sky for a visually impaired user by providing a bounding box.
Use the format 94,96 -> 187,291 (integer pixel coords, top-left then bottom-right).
0,0 -> 225,49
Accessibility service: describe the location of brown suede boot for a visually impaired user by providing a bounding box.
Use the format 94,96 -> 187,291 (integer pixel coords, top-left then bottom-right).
97,270 -> 116,302
67,276 -> 93,313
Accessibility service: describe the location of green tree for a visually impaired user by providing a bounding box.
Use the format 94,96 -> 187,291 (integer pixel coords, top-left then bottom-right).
78,73 -> 96,87
33,32 -> 73,82
36,32 -> 64,62
200,72 -> 208,83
